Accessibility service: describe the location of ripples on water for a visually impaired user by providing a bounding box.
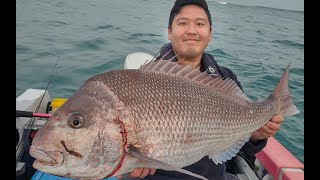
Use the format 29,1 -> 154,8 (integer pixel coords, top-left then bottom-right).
16,0 -> 304,163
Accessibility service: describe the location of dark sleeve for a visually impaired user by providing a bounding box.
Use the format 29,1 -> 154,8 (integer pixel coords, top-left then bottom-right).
240,139 -> 267,155
219,66 -> 268,154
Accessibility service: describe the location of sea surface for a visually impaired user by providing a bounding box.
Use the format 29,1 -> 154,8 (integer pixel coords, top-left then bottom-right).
16,0 -> 304,164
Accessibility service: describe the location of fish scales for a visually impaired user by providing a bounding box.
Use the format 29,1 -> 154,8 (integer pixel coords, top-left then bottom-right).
90,69 -> 275,165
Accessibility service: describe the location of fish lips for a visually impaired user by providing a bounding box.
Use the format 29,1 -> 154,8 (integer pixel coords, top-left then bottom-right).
30,145 -> 64,168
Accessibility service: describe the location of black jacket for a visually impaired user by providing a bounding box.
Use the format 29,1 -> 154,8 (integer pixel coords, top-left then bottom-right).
127,43 -> 267,180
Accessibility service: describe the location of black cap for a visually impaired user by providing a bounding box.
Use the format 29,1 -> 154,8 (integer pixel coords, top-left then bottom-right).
169,0 -> 212,29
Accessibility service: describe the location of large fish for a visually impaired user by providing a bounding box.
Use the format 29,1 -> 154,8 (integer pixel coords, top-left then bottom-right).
29,56 -> 299,180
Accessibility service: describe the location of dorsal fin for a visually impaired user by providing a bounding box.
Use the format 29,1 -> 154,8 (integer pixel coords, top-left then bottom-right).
139,56 -> 252,101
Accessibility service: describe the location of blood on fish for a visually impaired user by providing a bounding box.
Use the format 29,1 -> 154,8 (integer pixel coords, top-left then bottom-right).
61,140 -> 83,158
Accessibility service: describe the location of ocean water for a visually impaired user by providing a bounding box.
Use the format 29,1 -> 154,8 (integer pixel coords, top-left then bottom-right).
16,0 -> 304,164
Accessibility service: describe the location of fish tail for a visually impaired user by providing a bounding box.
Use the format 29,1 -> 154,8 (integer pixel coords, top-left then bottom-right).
269,61 -> 300,116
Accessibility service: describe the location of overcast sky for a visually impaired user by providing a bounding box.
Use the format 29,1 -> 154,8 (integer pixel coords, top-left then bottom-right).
213,0 -> 304,11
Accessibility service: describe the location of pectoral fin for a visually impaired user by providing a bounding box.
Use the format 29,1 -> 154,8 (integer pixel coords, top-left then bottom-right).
127,146 -> 208,180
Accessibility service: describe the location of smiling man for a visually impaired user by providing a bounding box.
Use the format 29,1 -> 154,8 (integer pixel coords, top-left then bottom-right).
168,3 -> 212,69
124,0 -> 284,179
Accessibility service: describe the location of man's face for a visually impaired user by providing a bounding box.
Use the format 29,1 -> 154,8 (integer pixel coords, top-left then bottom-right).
168,4 -> 212,60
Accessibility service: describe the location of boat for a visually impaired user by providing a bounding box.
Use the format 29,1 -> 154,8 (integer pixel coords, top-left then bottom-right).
16,52 -> 304,180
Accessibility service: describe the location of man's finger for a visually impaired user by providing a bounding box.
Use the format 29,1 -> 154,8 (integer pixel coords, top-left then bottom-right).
129,168 -> 143,178
149,169 -> 156,175
254,128 -> 271,139
140,168 -> 150,178
261,125 -> 276,136
270,115 -> 284,123
266,121 -> 281,131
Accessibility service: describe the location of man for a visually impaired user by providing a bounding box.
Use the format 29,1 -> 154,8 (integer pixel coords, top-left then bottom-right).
124,0 -> 284,179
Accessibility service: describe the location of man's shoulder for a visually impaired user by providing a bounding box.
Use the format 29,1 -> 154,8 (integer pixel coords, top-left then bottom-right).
204,53 -> 237,77
204,52 -> 243,90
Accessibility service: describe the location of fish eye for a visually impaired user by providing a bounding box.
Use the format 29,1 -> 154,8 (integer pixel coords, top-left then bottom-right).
67,112 -> 84,129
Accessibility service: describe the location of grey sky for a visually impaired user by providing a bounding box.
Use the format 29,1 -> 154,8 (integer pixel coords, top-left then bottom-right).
212,0 -> 304,11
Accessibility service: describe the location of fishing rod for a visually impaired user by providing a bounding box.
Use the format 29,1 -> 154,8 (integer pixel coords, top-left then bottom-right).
16,56 -> 61,166
16,110 -> 51,118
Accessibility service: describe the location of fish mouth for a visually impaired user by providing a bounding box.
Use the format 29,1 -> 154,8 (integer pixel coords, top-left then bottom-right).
30,145 -> 64,167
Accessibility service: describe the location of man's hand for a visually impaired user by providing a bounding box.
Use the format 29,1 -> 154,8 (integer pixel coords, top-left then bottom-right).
251,114 -> 284,142
128,168 -> 156,178
116,168 -> 156,179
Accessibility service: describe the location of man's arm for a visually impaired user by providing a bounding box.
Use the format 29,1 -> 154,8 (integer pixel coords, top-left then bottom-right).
236,114 -> 284,174
241,114 -> 284,154
251,115 -> 284,142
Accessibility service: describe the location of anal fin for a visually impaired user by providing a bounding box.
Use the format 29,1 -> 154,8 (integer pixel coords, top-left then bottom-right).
209,134 -> 251,164
127,146 -> 208,180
